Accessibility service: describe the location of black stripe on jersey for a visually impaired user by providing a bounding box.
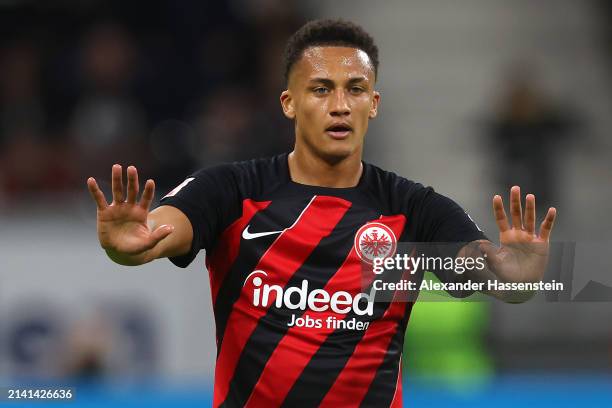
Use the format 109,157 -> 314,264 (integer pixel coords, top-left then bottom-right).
280,263 -> 408,408
360,304 -> 411,408
219,203 -> 377,408
213,196 -> 313,352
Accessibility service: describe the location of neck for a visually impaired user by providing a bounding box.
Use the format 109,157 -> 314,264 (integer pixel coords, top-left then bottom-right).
288,146 -> 363,188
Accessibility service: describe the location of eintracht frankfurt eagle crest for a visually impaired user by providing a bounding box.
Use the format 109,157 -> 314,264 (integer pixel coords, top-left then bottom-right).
354,222 -> 397,264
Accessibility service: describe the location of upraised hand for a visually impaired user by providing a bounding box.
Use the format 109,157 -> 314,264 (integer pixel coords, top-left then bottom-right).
87,165 -> 175,265
479,186 -> 557,283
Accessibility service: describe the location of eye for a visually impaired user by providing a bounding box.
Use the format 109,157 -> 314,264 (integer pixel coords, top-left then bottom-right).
349,86 -> 364,94
313,87 -> 330,95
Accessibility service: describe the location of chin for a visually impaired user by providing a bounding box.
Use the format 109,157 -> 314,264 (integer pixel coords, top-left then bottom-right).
300,132 -> 361,164
316,143 -> 356,165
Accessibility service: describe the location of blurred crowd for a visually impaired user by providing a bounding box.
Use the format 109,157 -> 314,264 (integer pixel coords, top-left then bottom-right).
483,62 -> 580,211
0,0 -> 303,204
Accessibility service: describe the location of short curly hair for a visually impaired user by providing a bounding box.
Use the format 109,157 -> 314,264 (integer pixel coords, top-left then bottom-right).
283,19 -> 379,84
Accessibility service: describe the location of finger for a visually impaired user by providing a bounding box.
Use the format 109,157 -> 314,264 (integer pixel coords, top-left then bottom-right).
510,186 -> 523,229
139,179 -> 155,211
126,166 -> 139,204
145,224 -> 174,249
524,194 -> 536,234
87,177 -> 108,210
493,195 -> 510,232
111,164 -> 125,203
539,207 -> 557,241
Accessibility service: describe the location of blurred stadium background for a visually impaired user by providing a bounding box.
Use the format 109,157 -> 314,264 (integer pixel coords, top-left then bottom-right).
1,0 -> 611,406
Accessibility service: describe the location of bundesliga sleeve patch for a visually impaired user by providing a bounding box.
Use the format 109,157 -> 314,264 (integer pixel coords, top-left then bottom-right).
163,177 -> 195,198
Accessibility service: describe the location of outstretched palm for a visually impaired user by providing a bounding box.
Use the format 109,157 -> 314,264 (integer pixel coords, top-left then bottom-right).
480,186 -> 557,283
87,165 -> 174,257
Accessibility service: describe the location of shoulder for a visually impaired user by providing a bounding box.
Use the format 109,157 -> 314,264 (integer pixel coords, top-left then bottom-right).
362,161 -> 435,213
190,153 -> 287,197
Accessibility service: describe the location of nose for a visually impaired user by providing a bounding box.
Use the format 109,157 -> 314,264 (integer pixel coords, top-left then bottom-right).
330,90 -> 350,117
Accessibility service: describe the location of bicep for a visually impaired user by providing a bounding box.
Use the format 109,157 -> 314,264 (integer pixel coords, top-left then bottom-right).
148,205 -> 194,258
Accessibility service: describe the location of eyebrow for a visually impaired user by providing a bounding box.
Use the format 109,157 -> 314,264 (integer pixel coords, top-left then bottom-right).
308,76 -> 369,86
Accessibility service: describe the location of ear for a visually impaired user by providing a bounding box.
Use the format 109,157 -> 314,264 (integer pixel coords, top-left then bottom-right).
369,90 -> 380,119
280,90 -> 295,119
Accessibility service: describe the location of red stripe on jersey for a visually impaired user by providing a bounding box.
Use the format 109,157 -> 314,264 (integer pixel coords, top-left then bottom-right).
244,215 -> 406,408
213,196 -> 351,407
390,358 -> 403,408
207,199 -> 271,306
319,296 -> 411,407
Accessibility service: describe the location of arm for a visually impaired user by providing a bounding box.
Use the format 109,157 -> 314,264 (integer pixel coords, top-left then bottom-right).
87,164 -> 194,266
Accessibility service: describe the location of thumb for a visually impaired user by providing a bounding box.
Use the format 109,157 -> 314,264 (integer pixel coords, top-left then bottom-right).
479,242 -> 502,269
146,224 -> 175,249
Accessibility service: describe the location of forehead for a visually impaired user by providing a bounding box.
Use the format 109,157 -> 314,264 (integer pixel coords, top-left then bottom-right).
292,46 -> 375,82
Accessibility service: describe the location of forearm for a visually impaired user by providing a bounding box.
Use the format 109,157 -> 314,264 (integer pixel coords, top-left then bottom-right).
103,206 -> 193,266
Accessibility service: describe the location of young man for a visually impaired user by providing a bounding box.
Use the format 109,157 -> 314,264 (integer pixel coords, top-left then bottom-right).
87,19 -> 556,408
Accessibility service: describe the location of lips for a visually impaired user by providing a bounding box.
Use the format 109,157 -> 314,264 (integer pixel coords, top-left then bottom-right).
325,123 -> 353,140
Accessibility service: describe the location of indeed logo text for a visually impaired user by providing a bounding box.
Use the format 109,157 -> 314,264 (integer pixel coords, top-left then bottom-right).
245,271 -> 376,317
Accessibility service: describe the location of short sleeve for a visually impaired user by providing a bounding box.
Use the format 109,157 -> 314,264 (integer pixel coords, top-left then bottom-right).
160,164 -> 241,268
412,187 -> 488,297
416,190 -> 486,244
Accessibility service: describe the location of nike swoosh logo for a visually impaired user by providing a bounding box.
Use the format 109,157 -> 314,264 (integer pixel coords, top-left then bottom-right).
241,196 -> 318,240
242,225 -> 283,240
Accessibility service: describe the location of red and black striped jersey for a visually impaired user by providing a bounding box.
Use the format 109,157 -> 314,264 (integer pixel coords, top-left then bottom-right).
161,152 -> 485,407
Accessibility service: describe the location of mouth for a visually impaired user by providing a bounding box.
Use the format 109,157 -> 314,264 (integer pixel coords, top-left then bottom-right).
325,124 -> 353,140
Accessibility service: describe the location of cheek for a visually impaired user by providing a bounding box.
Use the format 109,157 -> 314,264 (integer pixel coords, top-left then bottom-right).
354,101 -> 373,127
300,99 -> 328,124
315,98 -> 328,117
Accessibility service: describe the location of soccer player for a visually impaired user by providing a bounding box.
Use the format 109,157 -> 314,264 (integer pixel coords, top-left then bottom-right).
86,19 -> 556,407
